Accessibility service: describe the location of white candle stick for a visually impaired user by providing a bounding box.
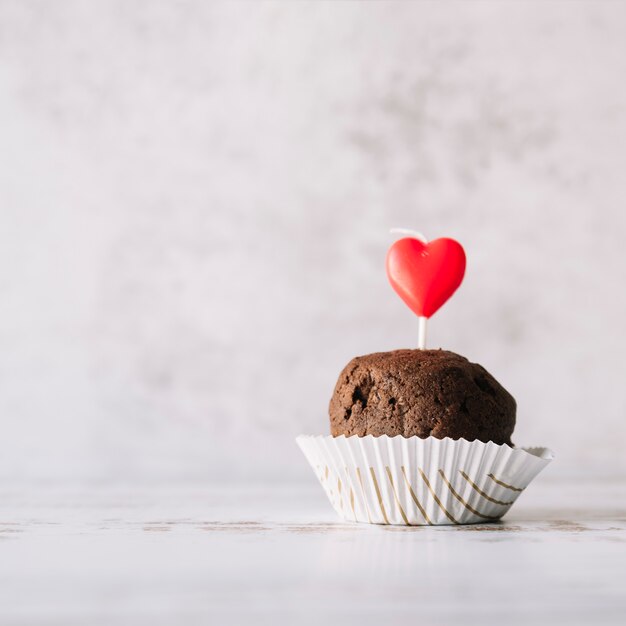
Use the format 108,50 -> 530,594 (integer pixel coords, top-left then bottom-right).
418,316 -> 427,350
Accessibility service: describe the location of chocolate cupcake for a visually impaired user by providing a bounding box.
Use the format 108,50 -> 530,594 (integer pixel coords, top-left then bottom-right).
329,349 -> 516,445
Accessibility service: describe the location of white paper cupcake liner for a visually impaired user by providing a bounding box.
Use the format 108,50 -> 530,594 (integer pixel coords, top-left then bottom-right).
296,435 -> 553,526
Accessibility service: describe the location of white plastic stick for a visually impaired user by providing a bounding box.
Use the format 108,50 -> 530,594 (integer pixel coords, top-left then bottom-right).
418,316 -> 427,350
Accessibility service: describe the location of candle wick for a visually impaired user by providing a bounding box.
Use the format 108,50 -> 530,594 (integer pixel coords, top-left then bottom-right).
390,228 -> 428,243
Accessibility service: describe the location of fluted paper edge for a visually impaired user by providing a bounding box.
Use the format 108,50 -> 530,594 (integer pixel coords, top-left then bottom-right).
296,435 -> 554,526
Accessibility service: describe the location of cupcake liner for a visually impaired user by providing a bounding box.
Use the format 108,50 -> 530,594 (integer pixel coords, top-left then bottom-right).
296,435 -> 553,526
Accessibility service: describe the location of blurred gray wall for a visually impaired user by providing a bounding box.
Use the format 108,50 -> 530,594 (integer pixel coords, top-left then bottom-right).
1,0 -> 625,483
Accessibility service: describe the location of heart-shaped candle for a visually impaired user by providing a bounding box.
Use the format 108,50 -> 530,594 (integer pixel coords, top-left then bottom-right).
386,235 -> 466,347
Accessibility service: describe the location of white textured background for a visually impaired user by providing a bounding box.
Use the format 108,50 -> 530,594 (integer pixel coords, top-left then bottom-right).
1,0 -> 625,484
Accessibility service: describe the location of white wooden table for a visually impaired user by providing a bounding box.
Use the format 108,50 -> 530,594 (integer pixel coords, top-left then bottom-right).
1,477 -> 625,625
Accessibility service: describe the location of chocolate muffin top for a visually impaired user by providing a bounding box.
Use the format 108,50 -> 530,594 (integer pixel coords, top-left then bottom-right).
329,349 -> 516,445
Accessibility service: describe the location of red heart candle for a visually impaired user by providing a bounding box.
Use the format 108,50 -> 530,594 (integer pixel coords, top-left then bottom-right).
386,237 -> 466,320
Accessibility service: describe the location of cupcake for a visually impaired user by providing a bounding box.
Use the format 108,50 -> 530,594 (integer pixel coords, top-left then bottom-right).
329,349 -> 516,445
297,233 -> 553,526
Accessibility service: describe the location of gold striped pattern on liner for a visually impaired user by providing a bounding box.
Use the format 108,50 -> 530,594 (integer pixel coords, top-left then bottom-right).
355,467 -> 373,523
488,472 -> 524,492
418,469 -> 459,524
384,466 -> 411,526
438,470 -> 503,520
346,467 -> 357,520
400,466 -> 432,525
460,471 -> 514,505
322,465 -> 520,525
369,467 -> 390,524
337,478 -> 343,511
